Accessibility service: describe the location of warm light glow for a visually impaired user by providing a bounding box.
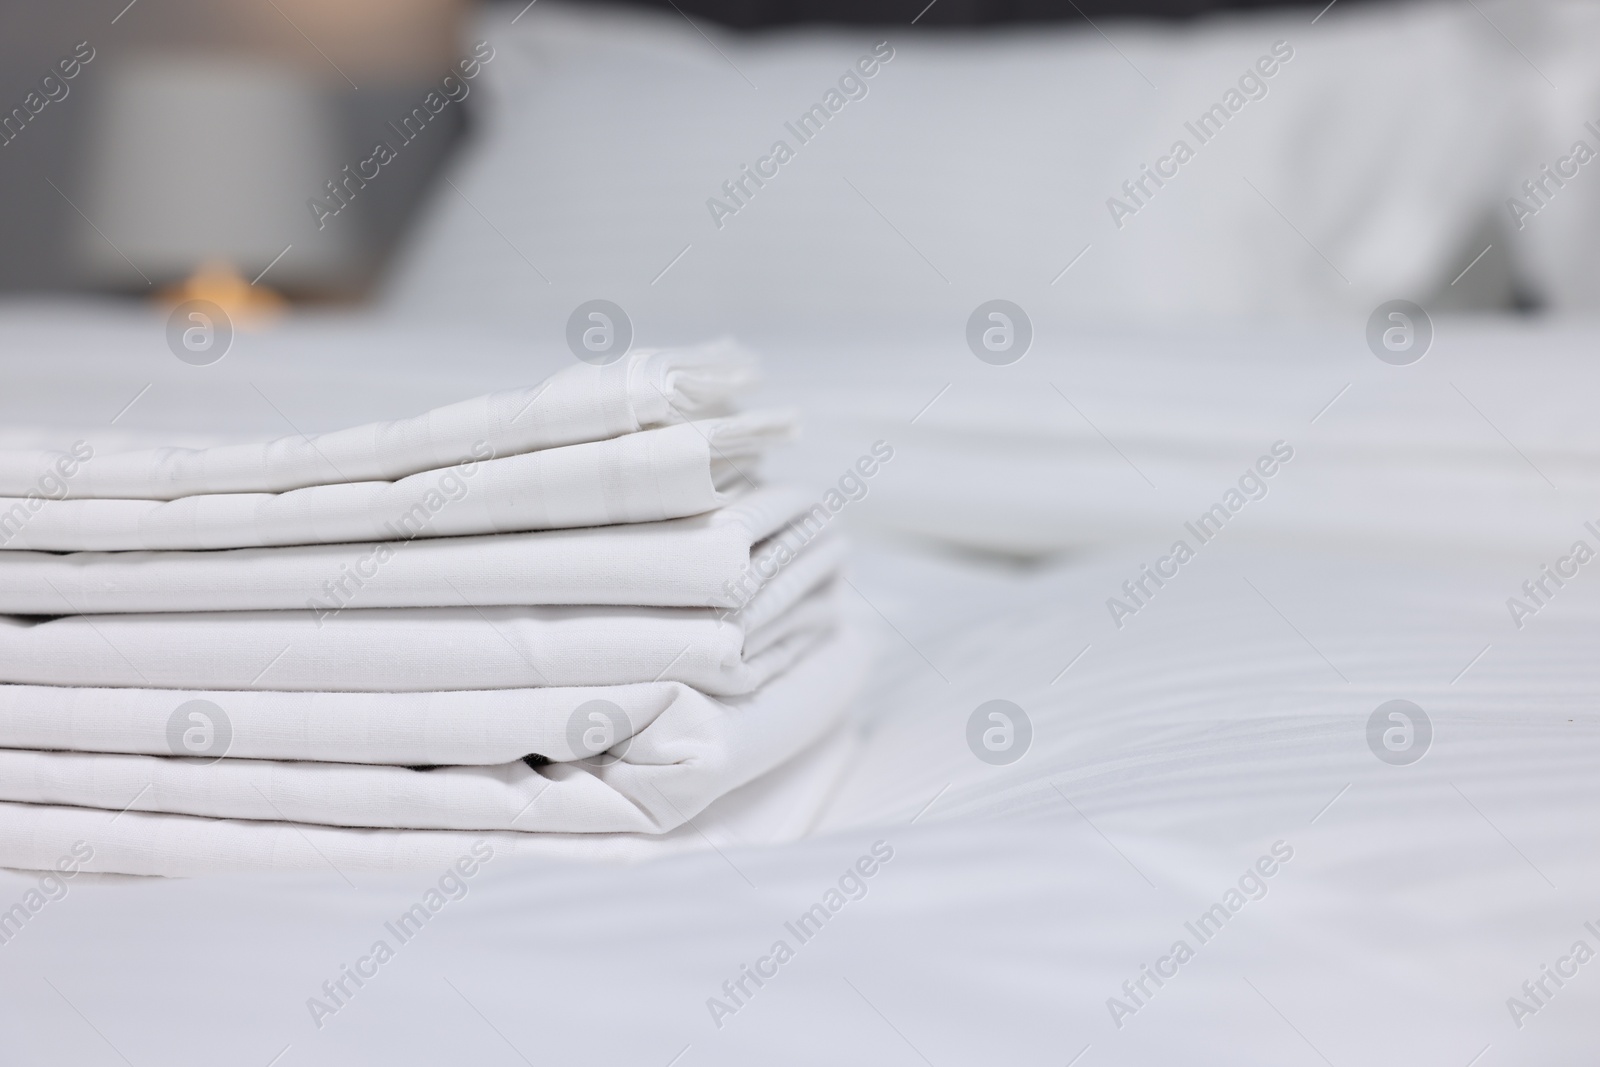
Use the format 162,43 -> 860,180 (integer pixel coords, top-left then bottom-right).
158,261 -> 286,326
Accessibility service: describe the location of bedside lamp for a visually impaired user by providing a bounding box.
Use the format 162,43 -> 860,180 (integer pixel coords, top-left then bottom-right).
78,56 -> 355,314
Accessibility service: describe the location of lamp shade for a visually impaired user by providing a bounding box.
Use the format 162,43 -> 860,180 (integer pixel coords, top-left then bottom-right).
79,56 -> 354,290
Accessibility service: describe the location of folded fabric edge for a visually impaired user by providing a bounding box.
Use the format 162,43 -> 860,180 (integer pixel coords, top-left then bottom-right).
0,341 -> 758,500
634,339 -> 758,427
0,727 -> 859,876
0,409 -> 800,553
0,617 -> 873,835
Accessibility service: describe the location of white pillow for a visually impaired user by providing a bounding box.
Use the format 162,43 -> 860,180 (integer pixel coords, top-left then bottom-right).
383,1 -> 1521,332
1489,0 -> 1600,314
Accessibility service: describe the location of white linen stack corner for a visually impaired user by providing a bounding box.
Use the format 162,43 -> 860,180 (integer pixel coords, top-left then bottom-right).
0,344 -> 867,877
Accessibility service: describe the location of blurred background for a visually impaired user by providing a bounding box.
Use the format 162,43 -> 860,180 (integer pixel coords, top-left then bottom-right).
0,0 -> 474,300
0,0 -> 1593,322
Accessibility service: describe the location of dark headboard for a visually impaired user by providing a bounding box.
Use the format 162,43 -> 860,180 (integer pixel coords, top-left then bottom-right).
547,0 -> 1383,29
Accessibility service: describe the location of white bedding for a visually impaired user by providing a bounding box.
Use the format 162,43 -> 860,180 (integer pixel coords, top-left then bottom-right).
0,304 -> 1595,1060
0,485 -> 840,613
749,315 -> 1600,558
0,619 -> 872,843
0,725 -> 860,880
385,1 -> 1522,330
0,414 -> 787,552
0,661 -> 817,767
2,535 -> 1594,1061
0,576 -> 836,696
0,343 -> 754,498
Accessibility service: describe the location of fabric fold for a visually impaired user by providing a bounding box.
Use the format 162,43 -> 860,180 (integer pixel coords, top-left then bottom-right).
0,619 -> 872,835
0,412 -> 792,552
0,556 -> 844,766
0,485 -> 839,615
0,578 -> 841,696
0,342 -> 870,876
0,343 -> 755,500
0,727 -> 858,877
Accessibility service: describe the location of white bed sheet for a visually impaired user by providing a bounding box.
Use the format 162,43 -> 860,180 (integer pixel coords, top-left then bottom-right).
0,618 -> 873,840
2,536 -> 1595,1062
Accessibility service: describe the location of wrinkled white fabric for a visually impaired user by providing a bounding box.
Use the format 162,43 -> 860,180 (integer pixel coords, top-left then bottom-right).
0,486 -> 839,614
0,620 -> 871,835
0,413 -> 790,551
0,343 -> 755,499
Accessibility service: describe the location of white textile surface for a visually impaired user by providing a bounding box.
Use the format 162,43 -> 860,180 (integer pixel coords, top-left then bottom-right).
385,1 -> 1519,331
0,577 -> 838,696
753,318 -> 1600,558
1495,1 -> 1600,312
3,539 -> 1595,1060
0,486 -> 839,614
0,620 -> 871,836
0,571 -> 842,767
0,311 -> 1595,1059
0,343 -> 754,499
0,726 -> 858,878
0,674 -> 770,767
0,413 -> 790,552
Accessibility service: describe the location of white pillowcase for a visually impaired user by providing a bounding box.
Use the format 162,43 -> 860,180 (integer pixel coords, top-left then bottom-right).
385,1 -> 1519,328
1489,0 -> 1600,313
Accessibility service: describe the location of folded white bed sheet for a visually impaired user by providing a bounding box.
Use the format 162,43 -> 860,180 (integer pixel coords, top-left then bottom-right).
0,413 -> 790,552
0,619 -> 872,835
0,610 -> 860,765
0,726 -> 859,876
0,343 -> 754,500
0,486 -> 838,615
0,576 -> 839,696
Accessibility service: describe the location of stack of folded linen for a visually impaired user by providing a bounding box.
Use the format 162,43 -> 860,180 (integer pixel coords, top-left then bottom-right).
0,345 -> 867,877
